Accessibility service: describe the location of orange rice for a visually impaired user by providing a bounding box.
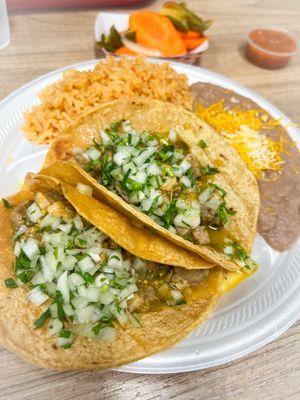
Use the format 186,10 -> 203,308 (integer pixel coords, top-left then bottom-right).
23,56 -> 194,144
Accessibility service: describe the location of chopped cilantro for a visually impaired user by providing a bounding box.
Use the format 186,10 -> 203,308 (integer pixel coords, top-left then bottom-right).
15,250 -> 31,271
110,119 -> 124,132
100,155 -> 115,187
198,139 -> 208,149
39,245 -> 46,255
77,238 -> 87,247
201,165 -> 219,176
162,199 -> 177,228
2,198 -> 12,209
4,277 -> 18,288
58,329 -> 72,349
83,272 -> 95,285
34,308 -> 51,329
217,202 -> 236,225
209,183 -> 227,198
92,318 -> 113,335
120,169 -> 132,192
84,158 -> 100,172
54,291 -> 67,322
59,329 -> 72,338
92,137 -> 102,149
17,270 -> 34,284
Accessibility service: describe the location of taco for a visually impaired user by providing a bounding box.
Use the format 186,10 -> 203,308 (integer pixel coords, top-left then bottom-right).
0,173 -> 222,370
44,98 -> 260,272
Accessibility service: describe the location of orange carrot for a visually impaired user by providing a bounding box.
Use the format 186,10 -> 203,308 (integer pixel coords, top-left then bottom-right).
129,11 -> 186,57
183,36 -> 207,50
115,46 -> 137,56
179,31 -> 201,40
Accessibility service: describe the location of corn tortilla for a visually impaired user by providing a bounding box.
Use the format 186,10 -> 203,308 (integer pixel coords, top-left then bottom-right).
0,174 -> 222,370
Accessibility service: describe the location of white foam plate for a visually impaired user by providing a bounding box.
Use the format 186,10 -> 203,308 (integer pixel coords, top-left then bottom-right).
0,60 -> 299,374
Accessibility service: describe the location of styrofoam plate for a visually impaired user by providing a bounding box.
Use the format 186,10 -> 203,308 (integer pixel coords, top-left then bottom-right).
0,59 -> 299,374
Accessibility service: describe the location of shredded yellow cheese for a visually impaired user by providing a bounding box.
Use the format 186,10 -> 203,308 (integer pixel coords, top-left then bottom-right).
196,100 -> 285,179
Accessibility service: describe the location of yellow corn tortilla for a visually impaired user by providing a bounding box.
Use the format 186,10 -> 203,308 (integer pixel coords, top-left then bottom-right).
0,174 -> 222,370
44,98 -> 260,271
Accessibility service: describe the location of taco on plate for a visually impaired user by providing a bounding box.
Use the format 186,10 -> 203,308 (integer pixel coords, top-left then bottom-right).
44,99 -> 260,272
0,173 -> 222,370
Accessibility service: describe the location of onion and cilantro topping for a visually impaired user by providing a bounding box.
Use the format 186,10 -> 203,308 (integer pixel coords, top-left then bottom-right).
74,120 -> 255,271
5,192 -> 194,348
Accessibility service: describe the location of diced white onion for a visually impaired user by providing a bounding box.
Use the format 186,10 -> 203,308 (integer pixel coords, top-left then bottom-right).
224,245 -> 234,256
133,258 -> 146,271
199,187 -> 214,204
114,151 -> 130,166
87,147 -> 101,161
176,198 -> 188,210
58,223 -> 72,234
120,283 -> 138,300
135,147 -> 156,166
122,120 -> 132,132
57,335 -> 72,348
171,289 -> 184,303
28,286 -> 49,306
178,160 -> 191,174
21,238 -> 39,260
72,295 -> 89,310
107,252 -> 123,269
110,305 -> 128,326
76,183 -> 92,198
205,197 -> 222,210
168,129 -> 177,142
73,215 -> 84,231
41,215 -> 61,230
26,202 -> 43,223
180,175 -> 191,188
94,273 -> 109,288
47,319 -> 63,337
86,287 -> 100,302
56,246 -> 65,262
63,304 -> 74,316
31,272 -> 47,285
134,170 -> 147,184
78,256 -> 94,273
13,241 -> 21,257
97,326 -> 116,341
47,233 -> 64,247
100,129 -> 111,144
74,305 -> 95,323
168,226 -> 177,234
50,303 -> 58,318
40,252 -> 57,282
141,198 -> 152,212
45,282 -> 57,297
12,225 -> 27,241
69,273 -> 84,287
98,289 -> 115,305
62,255 -> 77,270
123,161 -> 137,175
147,163 -> 161,176
57,271 -> 70,304
88,249 -> 101,262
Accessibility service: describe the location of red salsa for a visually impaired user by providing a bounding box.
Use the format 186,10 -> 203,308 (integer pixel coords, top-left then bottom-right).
246,27 -> 297,69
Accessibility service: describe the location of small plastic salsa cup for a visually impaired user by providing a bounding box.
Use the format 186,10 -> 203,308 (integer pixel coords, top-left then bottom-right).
246,25 -> 298,69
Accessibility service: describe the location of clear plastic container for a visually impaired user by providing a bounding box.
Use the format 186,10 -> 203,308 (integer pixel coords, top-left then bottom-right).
246,25 -> 298,69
